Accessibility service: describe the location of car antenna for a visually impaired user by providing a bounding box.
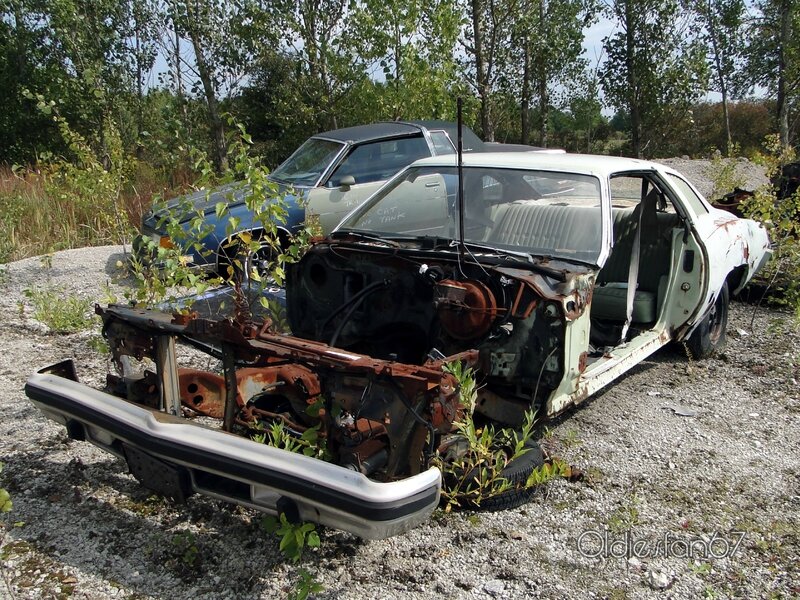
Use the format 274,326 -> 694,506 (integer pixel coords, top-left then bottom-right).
457,97 -> 466,265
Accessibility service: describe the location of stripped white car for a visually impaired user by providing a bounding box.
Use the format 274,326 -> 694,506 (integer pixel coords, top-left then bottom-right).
26,153 -> 770,539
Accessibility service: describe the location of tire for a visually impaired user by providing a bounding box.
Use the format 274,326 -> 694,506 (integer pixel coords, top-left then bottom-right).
686,282 -> 729,359
240,240 -> 276,284
445,440 -> 545,512
476,441 -> 544,511
220,236 -> 277,285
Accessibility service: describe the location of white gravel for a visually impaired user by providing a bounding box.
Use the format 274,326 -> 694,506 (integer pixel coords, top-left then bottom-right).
0,159 -> 797,599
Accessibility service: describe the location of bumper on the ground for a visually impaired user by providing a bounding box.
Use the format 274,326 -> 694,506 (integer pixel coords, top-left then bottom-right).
25,363 -> 441,540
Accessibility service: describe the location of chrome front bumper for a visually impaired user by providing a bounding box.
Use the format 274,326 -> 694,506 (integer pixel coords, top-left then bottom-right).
25,362 -> 441,539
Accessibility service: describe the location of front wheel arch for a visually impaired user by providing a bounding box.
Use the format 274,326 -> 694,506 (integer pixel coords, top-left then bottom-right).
216,227 -> 291,279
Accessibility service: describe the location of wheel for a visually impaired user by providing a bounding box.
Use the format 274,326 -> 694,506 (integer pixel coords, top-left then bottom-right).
220,236 -> 278,285
475,441 -> 544,511
686,282 -> 729,359
443,440 -> 545,512
240,240 -> 276,283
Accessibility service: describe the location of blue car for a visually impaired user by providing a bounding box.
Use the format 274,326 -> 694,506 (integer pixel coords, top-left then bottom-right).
135,121 -> 493,276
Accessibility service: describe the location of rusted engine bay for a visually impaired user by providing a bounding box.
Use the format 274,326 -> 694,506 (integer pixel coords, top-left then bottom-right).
98,241 -> 589,480
286,242 -> 592,424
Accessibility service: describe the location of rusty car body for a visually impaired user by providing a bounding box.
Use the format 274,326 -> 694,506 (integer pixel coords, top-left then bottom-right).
25,152 -> 770,539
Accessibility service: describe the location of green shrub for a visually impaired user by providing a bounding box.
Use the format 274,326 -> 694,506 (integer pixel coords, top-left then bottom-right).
23,287 -> 92,333
741,135 -> 800,321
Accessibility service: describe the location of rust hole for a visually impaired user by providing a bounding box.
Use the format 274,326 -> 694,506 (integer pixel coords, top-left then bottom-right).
187,383 -> 199,393
193,395 -> 204,405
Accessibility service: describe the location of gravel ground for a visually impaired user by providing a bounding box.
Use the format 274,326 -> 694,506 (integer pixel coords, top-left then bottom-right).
0,159 -> 797,599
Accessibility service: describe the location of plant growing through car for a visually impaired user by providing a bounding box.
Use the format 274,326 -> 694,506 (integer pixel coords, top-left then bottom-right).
436,362 -> 540,511
251,420 -> 333,462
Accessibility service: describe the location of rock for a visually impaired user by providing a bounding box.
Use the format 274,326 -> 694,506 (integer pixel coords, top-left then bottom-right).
484,579 -> 506,597
645,570 -> 670,590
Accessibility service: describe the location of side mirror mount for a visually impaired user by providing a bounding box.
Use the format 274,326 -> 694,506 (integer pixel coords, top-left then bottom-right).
339,175 -> 355,190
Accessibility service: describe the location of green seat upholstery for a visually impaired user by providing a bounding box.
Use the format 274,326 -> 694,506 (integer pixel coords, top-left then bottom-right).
592,202 -> 679,323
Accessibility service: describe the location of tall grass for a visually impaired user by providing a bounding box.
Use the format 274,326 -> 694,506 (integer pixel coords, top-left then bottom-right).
0,163 -> 185,263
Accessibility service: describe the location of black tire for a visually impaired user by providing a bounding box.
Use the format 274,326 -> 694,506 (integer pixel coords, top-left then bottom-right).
476,441 -> 544,511
686,282 -> 729,359
219,236 -> 277,284
445,440 -> 544,512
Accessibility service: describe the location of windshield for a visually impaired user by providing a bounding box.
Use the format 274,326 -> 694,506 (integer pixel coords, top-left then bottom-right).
339,165 -> 604,264
271,138 -> 346,186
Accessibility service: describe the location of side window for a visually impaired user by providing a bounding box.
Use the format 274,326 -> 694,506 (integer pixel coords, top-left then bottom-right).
609,174 -> 676,213
429,131 -> 456,155
326,136 -> 430,187
666,174 -> 709,216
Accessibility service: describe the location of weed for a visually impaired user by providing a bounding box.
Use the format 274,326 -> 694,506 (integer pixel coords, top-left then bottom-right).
170,531 -> 200,571
741,135 -> 800,322
86,334 -> 109,354
251,420 -> 332,461
562,428 -> 582,449
436,362 -> 546,511
467,514 -> 482,526
706,145 -> 745,200
260,513 -> 321,563
287,568 -> 324,600
22,287 -> 92,333
525,458 -> 572,486
0,463 -> 11,513
607,495 -> 641,534
690,561 -> 712,576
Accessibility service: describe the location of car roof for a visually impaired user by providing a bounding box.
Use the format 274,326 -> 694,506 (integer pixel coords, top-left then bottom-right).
312,120 -> 486,152
401,120 -> 484,152
314,122 -> 424,144
410,152 -> 677,178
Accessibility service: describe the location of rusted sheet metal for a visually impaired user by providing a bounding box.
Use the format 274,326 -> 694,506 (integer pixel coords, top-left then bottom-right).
98,306 -> 478,386
491,267 -> 593,321
178,364 -> 320,419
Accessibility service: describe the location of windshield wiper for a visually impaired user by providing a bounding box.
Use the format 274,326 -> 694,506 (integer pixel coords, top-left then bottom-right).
329,230 -> 403,247
419,237 -> 567,281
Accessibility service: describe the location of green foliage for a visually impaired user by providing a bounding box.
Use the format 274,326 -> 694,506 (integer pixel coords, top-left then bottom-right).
706,145 -> 745,199
252,420 -> 332,462
601,0 -> 709,157
525,458 -> 572,486
436,362 -> 541,511
607,495 -> 641,533
0,463 -> 11,513
741,135 -> 800,320
260,513 -> 321,563
120,117 -> 315,314
0,101 -> 144,262
171,531 -> 200,571
287,568 -> 325,600
22,287 -> 92,333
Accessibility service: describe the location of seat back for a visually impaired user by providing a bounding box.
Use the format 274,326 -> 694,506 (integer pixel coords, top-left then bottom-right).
486,202 -> 601,259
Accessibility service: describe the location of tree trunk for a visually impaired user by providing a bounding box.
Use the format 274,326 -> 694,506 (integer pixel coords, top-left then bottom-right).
521,35 -> 531,144
186,17 -> 228,173
471,0 -> 494,141
706,0 -> 732,153
777,0 -> 791,146
624,0 -> 641,157
536,0 -> 548,147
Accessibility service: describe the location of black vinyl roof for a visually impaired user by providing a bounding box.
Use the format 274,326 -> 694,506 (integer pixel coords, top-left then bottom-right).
314,120 -> 485,152
315,122 -> 424,144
